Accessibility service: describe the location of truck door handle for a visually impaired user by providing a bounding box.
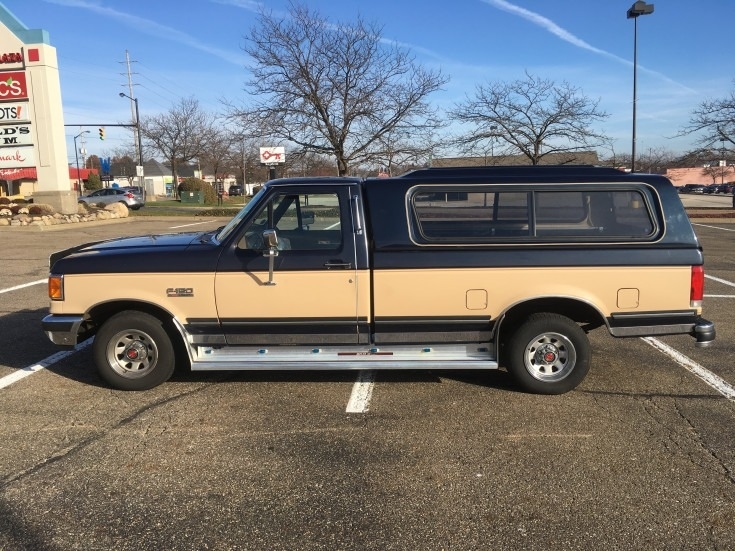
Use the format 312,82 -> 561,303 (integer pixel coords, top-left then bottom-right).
324,261 -> 352,269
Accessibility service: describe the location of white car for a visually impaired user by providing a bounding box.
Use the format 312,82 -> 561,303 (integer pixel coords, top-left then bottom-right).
78,187 -> 144,210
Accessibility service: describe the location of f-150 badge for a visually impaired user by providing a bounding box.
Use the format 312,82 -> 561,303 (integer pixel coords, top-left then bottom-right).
166,287 -> 194,297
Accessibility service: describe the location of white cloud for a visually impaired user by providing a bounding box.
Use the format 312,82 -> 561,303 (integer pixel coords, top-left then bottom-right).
45,0 -> 248,66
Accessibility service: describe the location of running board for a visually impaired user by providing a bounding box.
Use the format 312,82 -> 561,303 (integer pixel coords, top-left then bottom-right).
190,343 -> 498,371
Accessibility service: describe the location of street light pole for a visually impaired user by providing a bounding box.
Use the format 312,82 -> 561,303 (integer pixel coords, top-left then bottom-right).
73,130 -> 89,195
721,138 -> 726,185
119,92 -> 144,193
627,1 -> 654,173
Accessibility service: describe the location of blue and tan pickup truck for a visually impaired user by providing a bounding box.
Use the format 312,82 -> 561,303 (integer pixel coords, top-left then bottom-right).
43,166 -> 715,394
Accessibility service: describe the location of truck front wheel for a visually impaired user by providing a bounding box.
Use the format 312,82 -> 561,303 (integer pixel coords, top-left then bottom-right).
506,313 -> 590,395
93,311 -> 175,391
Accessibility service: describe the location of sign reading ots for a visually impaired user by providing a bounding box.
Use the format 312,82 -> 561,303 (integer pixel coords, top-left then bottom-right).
0,71 -> 28,101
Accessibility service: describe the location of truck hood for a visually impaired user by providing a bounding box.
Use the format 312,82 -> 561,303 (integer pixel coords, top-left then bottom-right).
49,232 -> 208,269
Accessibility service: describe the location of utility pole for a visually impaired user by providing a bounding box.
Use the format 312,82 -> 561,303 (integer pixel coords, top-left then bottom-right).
79,125 -> 87,167
120,50 -> 144,192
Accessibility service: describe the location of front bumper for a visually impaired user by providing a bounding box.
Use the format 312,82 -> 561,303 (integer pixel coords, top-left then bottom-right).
42,314 -> 85,347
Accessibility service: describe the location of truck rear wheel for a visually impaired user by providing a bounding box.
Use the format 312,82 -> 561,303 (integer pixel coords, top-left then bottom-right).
93,311 -> 175,391
506,313 -> 590,395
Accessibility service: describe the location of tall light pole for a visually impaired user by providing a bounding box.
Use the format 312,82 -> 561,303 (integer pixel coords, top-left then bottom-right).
627,1 -> 654,173
73,130 -> 90,195
119,92 -> 144,193
721,137 -> 727,185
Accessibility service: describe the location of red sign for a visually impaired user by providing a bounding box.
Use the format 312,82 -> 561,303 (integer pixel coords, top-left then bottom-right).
0,53 -> 22,64
0,72 -> 27,101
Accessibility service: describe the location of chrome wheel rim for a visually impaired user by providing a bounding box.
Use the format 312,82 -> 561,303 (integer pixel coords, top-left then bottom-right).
523,331 -> 576,382
105,329 -> 159,379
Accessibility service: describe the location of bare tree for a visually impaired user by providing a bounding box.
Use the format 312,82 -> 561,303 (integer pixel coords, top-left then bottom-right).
140,97 -> 213,185
239,2 -> 447,176
680,82 -> 735,147
198,126 -> 238,189
449,72 -> 610,165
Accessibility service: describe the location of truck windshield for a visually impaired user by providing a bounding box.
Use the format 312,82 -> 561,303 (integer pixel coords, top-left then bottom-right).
214,186 -> 267,243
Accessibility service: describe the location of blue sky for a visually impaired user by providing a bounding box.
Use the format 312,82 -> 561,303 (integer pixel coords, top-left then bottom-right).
4,0 -> 735,166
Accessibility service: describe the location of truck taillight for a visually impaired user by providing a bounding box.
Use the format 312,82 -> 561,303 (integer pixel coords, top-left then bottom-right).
690,265 -> 704,306
48,275 -> 64,301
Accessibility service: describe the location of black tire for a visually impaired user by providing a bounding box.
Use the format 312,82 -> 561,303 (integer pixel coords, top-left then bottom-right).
506,313 -> 590,395
92,311 -> 176,391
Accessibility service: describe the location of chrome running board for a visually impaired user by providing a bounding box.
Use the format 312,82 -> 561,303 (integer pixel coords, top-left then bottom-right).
189,343 -> 497,371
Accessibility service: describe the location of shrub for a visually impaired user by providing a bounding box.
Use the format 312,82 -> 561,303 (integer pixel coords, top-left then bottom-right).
179,177 -> 217,203
86,172 -> 102,191
29,204 -> 55,216
0,197 -> 9,205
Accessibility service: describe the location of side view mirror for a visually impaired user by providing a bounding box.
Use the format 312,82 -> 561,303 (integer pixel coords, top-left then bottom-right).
263,228 -> 279,249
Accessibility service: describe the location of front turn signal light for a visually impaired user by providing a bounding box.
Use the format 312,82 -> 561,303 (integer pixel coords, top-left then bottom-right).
48,275 -> 64,301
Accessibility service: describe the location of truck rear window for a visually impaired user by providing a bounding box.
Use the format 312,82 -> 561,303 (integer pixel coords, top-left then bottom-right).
411,187 -> 657,243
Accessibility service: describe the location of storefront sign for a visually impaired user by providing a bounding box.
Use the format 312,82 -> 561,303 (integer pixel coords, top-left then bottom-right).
0,146 -> 35,168
0,71 -> 28,101
0,102 -> 29,122
0,123 -> 31,147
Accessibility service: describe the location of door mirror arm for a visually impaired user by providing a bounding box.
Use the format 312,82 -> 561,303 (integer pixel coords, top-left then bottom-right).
262,229 -> 279,285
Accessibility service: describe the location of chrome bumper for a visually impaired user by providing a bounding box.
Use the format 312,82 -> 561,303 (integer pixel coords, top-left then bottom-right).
42,314 -> 85,347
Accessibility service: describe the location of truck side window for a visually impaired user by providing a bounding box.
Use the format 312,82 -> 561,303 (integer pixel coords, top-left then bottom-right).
241,192 -> 343,251
412,189 -> 530,240
411,187 -> 656,242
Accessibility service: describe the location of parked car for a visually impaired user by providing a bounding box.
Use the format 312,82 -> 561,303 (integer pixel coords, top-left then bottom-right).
121,185 -> 144,196
78,187 -> 144,210
678,184 -> 706,194
228,185 -> 244,196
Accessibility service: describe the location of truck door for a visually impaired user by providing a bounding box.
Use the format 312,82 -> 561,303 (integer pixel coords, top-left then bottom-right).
214,185 -> 369,345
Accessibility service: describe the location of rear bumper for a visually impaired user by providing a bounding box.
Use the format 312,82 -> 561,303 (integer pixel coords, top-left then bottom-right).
692,318 -> 716,347
42,314 -> 84,347
608,313 -> 715,347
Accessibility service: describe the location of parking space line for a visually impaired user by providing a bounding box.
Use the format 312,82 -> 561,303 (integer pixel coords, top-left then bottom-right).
694,223 -> 735,232
169,221 -> 213,229
0,338 -> 93,390
346,370 -> 375,413
705,274 -> 735,288
642,337 -> 735,401
0,279 -> 45,295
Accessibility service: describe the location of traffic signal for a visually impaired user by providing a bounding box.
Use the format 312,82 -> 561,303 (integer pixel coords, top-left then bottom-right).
99,127 -> 105,140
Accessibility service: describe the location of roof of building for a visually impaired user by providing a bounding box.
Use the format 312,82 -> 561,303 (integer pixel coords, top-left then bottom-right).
143,159 -> 172,177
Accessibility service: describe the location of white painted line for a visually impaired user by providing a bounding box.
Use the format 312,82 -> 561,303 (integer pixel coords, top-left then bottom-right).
642,337 -> 735,401
705,274 -> 735,288
0,338 -> 93,390
0,279 -> 45,295
346,370 -> 375,413
693,223 -> 735,232
705,295 -> 735,298
169,221 -> 213,229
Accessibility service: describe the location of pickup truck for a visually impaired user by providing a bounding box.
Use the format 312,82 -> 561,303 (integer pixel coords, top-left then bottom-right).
43,166 -> 715,394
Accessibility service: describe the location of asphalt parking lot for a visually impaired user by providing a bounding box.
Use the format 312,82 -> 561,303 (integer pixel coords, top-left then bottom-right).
1,207 -> 734,551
